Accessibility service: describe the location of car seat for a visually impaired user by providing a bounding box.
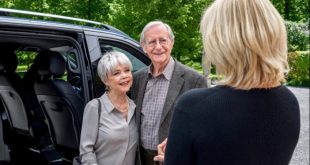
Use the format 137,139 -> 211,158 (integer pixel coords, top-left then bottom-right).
0,50 -> 31,137
33,50 -> 84,151
0,53 -> 26,163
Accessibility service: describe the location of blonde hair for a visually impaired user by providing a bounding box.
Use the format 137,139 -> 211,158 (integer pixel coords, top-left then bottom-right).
200,0 -> 288,89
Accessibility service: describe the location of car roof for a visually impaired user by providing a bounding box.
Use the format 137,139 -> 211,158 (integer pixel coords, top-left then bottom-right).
0,8 -> 131,38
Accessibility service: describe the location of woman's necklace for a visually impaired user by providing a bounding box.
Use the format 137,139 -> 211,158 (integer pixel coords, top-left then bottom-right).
115,100 -> 129,113
115,100 -> 129,121
107,93 -> 129,120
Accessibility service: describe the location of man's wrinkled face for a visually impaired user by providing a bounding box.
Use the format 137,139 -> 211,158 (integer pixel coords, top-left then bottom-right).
142,24 -> 174,67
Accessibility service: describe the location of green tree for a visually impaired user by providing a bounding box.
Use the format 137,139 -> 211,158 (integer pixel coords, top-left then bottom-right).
286,21 -> 309,51
1,0 -> 308,73
109,0 -> 213,69
0,0 -> 110,23
271,0 -> 309,22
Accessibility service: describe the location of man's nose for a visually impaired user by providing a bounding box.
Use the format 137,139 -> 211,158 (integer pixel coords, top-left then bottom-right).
154,40 -> 163,49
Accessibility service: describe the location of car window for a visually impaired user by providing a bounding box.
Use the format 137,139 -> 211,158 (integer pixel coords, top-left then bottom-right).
59,49 -> 82,96
13,46 -> 83,100
16,51 -> 37,78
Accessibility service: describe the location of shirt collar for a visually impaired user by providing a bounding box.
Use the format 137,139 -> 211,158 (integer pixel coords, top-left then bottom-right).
102,92 -> 114,113
102,92 -> 136,114
148,57 -> 175,80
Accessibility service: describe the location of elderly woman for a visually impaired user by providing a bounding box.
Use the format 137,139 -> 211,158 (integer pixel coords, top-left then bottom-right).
155,0 -> 300,165
79,51 -> 137,165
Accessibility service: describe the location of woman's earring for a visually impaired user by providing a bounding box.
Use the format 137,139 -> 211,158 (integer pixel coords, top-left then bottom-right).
105,85 -> 111,92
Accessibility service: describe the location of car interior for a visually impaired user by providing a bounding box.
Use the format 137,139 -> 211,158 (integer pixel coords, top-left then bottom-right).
0,33 -> 85,164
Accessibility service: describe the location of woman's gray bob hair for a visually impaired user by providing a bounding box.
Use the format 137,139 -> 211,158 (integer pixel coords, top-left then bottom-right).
97,51 -> 132,84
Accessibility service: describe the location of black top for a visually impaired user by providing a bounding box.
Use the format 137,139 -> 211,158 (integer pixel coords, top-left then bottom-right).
165,85 -> 300,165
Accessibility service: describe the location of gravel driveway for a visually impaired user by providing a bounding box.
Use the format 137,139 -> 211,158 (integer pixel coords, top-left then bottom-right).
288,87 -> 309,165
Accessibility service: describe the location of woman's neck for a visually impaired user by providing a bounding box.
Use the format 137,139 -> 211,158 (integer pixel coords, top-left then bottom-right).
107,91 -> 127,105
107,91 -> 129,121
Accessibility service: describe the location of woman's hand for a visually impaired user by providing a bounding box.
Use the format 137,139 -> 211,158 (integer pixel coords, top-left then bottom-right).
154,138 -> 167,163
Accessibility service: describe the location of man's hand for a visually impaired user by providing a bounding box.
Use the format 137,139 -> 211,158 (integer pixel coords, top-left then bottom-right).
154,138 -> 167,163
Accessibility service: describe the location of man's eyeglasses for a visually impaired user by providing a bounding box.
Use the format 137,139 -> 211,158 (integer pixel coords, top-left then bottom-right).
145,38 -> 169,48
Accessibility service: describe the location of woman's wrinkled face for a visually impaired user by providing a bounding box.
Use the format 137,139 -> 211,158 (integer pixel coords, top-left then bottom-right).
106,64 -> 132,94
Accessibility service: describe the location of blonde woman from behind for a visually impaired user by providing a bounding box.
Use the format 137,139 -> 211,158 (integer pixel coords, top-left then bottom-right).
155,0 -> 300,164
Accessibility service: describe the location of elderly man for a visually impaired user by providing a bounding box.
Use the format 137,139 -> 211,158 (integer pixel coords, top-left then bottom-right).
131,20 -> 208,165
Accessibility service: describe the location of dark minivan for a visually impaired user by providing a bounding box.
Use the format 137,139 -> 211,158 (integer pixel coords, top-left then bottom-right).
0,8 -> 150,165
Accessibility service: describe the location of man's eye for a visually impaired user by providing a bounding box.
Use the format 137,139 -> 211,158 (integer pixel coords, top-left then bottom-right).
159,39 -> 167,43
148,41 -> 156,45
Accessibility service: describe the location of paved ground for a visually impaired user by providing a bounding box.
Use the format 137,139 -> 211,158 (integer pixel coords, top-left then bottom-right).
288,86 -> 309,165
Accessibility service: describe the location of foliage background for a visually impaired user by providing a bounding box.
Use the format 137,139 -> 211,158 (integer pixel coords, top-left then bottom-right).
0,0 -> 309,86
287,51 -> 310,86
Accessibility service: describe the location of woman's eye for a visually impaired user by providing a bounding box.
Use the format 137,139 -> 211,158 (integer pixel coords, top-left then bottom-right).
113,72 -> 120,75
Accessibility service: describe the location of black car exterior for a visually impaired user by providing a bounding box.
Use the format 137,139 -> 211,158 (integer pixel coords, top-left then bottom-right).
0,8 -> 150,165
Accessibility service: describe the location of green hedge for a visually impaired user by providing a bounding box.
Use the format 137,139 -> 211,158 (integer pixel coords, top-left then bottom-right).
201,52 -> 310,87
287,51 -> 310,87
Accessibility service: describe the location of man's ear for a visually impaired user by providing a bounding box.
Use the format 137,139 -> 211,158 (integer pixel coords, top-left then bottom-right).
141,42 -> 147,53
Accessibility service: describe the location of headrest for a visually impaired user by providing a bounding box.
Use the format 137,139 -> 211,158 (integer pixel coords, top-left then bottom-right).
36,50 -> 66,78
0,50 -> 18,73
